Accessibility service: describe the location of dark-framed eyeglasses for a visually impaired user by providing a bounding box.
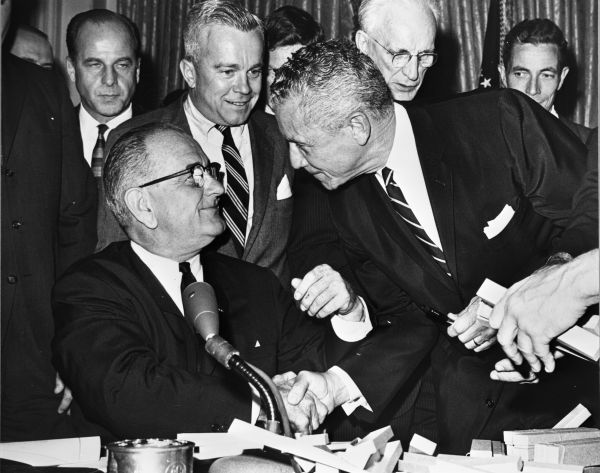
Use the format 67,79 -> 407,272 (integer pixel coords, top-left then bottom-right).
138,162 -> 222,188
365,33 -> 437,69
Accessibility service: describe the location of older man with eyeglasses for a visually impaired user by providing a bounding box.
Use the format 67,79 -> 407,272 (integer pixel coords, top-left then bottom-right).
51,122 -> 375,440
354,0 -> 439,102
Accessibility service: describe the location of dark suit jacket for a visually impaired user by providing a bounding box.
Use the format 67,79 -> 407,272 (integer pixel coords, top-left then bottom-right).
559,115 -> 595,146
101,97 -> 293,283
1,54 -> 97,441
52,241 -> 344,439
291,89 -> 598,453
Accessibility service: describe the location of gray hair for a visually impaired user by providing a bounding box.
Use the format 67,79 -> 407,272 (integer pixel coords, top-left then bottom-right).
358,0 -> 440,33
271,39 -> 393,133
104,122 -> 197,228
183,0 -> 264,62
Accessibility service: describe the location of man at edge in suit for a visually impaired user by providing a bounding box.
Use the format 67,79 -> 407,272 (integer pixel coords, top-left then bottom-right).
270,40 -> 598,454
52,122 -> 377,439
106,0 -> 293,284
1,0 -> 97,441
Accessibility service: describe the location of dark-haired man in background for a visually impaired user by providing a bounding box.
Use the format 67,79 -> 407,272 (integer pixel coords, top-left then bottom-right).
499,18 -> 594,144
9,24 -> 54,69
263,5 -> 324,114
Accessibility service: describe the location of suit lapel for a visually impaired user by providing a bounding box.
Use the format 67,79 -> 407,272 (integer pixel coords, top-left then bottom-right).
243,115 -> 274,257
2,57 -> 27,160
406,107 -> 458,287
362,175 -> 431,272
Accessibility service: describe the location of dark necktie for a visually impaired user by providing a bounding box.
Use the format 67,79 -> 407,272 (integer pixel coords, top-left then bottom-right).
179,262 -> 197,293
91,124 -> 109,179
217,125 -> 249,256
382,167 -> 451,277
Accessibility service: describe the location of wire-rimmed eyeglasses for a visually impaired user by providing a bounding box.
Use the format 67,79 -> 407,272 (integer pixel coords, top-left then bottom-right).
365,32 -> 438,69
138,162 -> 222,188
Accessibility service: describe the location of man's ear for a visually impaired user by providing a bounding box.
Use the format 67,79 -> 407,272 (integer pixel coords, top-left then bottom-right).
66,56 -> 76,83
124,187 -> 158,229
180,58 -> 197,89
348,111 -> 371,146
557,66 -> 569,91
498,64 -> 507,88
355,30 -> 369,56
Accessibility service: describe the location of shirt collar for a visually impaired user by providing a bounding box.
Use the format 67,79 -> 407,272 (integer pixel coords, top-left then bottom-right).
184,96 -> 246,141
550,106 -> 559,118
380,102 -> 413,175
79,103 -> 133,134
130,241 -> 203,310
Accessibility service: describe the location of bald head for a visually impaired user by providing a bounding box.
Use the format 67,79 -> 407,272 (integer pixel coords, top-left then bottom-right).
356,0 -> 438,101
10,25 -> 54,69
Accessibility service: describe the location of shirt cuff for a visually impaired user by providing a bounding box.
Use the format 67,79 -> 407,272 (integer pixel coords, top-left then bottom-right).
330,297 -> 373,342
328,366 -> 372,416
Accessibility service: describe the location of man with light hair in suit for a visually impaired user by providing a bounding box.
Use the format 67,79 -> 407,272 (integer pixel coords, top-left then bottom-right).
355,0 -> 439,102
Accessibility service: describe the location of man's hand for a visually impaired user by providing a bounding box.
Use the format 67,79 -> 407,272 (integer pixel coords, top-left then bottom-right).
490,358 -> 540,383
54,373 -> 73,415
273,372 -> 329,434
291,265 -> 363,321
273,370 -> 350,433
447,297 -> 497,352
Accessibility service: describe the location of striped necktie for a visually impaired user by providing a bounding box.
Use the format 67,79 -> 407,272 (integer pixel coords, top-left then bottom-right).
217,125 -> 249,256
91,124 -> 108,179
382,167 -> 451,277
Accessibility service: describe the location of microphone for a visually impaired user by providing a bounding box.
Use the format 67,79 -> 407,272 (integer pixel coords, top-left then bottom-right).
182,281 -> 286,434
183,282 -> 239,368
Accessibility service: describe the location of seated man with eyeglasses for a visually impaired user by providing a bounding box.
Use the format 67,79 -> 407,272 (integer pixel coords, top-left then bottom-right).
50,122 -> 377,440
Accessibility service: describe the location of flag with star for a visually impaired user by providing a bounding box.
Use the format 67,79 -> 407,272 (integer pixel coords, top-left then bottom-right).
479,0 -> 502,89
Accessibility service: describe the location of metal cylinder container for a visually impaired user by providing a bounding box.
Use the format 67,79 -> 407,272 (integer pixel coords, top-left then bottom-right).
106,438 -> 194,473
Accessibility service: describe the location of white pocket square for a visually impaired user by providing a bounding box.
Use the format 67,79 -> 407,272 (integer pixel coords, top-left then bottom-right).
483,204 -> 515,239
276,174 -> 293,200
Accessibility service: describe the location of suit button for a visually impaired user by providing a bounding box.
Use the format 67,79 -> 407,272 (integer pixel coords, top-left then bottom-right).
7,275 -> 17,284
210,424 -> 220,432
485,399 -> 496,408
3,168 -> 14,176
11,221 -> 22,229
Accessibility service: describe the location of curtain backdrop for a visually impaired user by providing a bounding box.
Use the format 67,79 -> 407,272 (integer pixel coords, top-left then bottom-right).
118,0 -> 597,127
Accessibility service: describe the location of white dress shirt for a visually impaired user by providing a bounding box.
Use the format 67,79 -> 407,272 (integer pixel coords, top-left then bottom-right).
376,103 -> 444,250
184,98 -> 255,239
78,104 -> 133,166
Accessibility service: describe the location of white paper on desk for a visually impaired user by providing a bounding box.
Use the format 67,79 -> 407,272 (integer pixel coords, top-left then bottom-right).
177,432 -> 262,460
0,436 -> 101,466
228,419 -> 367,473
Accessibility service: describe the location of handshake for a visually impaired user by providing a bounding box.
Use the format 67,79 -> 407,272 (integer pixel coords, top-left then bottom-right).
272,369 -> 351,434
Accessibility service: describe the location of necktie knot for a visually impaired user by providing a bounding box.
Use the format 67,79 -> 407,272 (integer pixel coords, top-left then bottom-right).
216,125 -> 230,137
97,123 -> 109,137
179,262 -> 197,292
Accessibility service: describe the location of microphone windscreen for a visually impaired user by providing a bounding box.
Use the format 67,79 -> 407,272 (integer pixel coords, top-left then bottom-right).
182,281 -> 219,340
